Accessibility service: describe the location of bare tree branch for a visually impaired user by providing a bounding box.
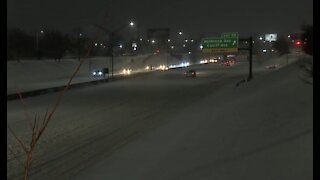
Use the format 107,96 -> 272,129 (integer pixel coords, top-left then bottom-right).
14,84 -> 33,130
9,22 -> 106,180
8,127 -> 28,154
8,144 -> 25,166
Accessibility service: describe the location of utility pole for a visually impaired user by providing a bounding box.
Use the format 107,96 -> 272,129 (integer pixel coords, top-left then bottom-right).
78,32 -> 81,61
239,36 -> 253,81
111,32 -> 115,79
94,21 -> 135,79
248,36 -> 253,80
36,32 -> 39,60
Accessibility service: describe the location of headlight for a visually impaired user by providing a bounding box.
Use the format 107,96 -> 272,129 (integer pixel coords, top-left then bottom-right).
93,72 -> 96,75
123,69 -> 132,75
98,71 -> 103,75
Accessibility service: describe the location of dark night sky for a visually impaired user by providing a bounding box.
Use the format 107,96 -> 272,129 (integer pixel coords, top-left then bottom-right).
7,0 -> 313,37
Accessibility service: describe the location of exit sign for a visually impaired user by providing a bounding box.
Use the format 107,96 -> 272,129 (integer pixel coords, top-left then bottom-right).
202,32 -> 238,53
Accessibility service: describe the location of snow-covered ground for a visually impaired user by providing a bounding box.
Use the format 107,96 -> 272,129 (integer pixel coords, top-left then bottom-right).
7,53 -> 312,180
75,56 -> 312,180
7,52 -> 297,95
7,53 -> 184,94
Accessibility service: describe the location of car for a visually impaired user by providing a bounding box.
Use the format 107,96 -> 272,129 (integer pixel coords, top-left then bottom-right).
92,69 -> 103,77
222,59 -> 236,66
185,69 -> 196,77
209,58 -> 218,63
92,68 -> 109,77
122,68 -> 132,75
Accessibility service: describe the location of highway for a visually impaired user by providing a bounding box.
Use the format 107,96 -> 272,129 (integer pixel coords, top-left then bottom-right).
7,55 -> 312,180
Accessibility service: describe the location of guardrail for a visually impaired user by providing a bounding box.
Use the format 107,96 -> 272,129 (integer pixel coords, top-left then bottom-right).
7,71 -> 152,101
7,79 -> 108,101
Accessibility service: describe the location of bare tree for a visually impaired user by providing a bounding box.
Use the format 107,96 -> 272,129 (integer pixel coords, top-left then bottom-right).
8,28 -> 104,180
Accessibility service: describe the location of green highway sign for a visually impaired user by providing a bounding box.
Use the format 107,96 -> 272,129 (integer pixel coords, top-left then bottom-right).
202,38 -> 238,48
202,32 -> 239,53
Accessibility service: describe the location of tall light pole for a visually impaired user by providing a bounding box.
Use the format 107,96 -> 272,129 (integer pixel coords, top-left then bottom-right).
110,21 -> 135,79
78,32 -> 82,61
36,30 -> 44,60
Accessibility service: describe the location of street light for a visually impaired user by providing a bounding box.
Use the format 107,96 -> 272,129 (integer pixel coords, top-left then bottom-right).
179,31 -> 182,35
109,21 -> 135,79
36,30 -> 44,60
77,32 -> 83,61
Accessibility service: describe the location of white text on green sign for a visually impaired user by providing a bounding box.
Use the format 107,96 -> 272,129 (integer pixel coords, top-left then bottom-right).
202,38 -> 238,48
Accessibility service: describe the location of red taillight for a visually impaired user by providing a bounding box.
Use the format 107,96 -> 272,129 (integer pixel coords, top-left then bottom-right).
294,40 -> 302,46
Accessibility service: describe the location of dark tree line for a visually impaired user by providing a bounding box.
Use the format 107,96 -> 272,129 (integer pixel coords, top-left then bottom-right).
301,25 -> 313,56
272,35 -> 290,56
272,25 -> 313,57
7,28 -> 35,61
7,28 -> 91,61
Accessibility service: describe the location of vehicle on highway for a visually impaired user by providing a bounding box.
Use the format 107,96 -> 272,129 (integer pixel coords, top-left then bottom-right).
222,58 -> 236,66
209,58 -> 219,63
122,68 -> 132,75
92,68 -> 109,78
145,65 -> 153,70
92,69 -> 103,76
200,57 -> 220,64
185,69 -> 196,77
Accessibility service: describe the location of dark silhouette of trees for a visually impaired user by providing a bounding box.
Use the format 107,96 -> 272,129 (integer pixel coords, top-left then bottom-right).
41,30 -> 71,61
301,25 -> 313,56
70,28 -> 91,60
7,28 -> 35,61
272,35 -> 290,56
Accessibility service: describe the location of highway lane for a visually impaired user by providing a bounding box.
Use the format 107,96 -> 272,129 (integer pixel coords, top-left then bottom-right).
7,62 -> 250,180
